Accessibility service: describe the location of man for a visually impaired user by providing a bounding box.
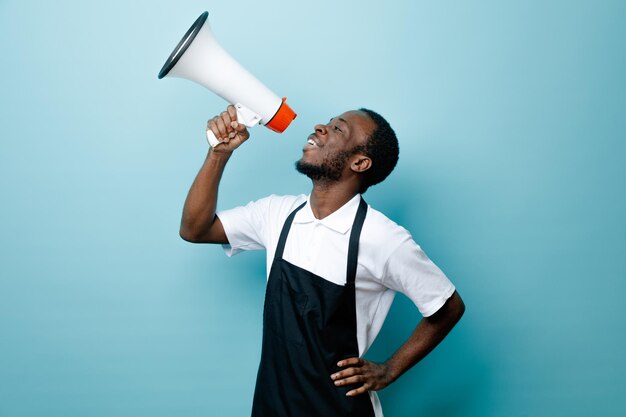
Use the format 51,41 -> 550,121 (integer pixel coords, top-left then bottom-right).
180,105 -> 465,417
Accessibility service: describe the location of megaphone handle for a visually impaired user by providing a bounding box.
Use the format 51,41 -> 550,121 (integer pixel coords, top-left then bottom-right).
206,104 -> 261,148
206,130 -> 224,148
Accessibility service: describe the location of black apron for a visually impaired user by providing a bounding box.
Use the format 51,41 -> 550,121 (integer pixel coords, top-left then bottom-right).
251,197 -> 376,417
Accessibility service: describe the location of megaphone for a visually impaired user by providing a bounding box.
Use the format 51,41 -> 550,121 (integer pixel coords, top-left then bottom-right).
158,11 -> 297,147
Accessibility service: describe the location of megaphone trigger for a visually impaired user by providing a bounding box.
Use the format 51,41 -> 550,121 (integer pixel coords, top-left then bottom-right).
234,103 -> 262,128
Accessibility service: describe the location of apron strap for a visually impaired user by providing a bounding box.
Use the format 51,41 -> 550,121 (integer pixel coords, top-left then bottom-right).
346,197 -> 368,285
275,201 -> 307,260
274,196 -> 368,285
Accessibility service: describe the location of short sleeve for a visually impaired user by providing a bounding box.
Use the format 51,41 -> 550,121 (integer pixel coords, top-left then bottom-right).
382,238 -> 456,317
216,197 -> 273,257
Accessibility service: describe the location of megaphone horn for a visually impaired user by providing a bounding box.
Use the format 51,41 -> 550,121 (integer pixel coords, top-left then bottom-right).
158,11 -> 297,147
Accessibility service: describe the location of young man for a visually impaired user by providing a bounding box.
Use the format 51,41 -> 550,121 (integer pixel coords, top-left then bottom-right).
180,105 -> 465,417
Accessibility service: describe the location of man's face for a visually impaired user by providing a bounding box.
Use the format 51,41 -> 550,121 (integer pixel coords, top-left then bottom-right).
295,110 -> 376,182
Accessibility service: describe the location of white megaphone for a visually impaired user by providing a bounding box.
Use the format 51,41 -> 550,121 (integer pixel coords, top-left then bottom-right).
158,11 -> 297,147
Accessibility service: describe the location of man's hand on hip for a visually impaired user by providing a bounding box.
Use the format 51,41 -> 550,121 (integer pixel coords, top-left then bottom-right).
330,358 -> 395,397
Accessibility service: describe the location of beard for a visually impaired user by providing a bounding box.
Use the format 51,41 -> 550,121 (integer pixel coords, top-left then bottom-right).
295,150 -> 355,182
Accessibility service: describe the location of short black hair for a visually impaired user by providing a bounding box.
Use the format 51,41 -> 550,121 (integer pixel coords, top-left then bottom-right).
354,108 -> 399,193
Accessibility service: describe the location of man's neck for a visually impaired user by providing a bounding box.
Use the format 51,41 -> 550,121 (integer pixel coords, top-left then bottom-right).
309,181 -> 360,220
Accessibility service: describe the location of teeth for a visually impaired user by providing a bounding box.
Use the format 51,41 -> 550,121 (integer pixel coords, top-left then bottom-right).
307,138 -> 316,146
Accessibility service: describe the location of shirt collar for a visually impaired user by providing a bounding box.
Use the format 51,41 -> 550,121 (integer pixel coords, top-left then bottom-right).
293,194 -> 362,234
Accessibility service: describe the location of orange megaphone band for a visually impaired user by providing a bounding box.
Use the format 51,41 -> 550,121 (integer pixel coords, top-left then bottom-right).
266,97 -> 297,133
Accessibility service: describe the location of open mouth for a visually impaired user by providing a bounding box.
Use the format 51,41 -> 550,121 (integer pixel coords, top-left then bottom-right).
306,135 -> 320,147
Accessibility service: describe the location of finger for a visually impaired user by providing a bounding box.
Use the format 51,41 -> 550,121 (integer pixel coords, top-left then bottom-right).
346,384 -> 370,397
334,375 -> 364,387
220,111 -> 233,130
337,358 -> 364,368
231,120 -> 248,133
230,121 -> 250,143
215,117 -> 228,138
331,367 -> 359,380
227,105 -> 237,121
208,117 -> 222,142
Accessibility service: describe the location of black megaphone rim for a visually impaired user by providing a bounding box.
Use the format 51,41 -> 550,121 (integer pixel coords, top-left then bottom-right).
158,11 -> 209,79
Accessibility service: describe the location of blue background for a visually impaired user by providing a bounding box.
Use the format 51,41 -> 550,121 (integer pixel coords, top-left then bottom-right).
1,1 -> 625,416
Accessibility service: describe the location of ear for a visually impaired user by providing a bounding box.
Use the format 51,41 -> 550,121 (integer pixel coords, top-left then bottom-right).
350,155 -> 372,173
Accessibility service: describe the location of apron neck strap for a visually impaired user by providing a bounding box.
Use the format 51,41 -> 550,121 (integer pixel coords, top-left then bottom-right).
346,197 -> 368,285
275,201 -> 306,260
274,196 -> 369,285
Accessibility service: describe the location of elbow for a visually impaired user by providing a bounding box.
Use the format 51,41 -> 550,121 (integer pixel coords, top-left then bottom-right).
457,299 -> 466,323
179,225 -> 201,243
179,214 -> 208,242
451,291 -> 466,323
180,223 -> 223,244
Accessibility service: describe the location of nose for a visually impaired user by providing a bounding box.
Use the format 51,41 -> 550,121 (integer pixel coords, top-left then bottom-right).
314,123 -> 328,135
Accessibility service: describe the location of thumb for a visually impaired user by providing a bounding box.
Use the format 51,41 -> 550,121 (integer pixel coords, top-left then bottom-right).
230,121 -> 247,132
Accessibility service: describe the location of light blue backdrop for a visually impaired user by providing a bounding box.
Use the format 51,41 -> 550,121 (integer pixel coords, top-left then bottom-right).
1,1 -> 625,416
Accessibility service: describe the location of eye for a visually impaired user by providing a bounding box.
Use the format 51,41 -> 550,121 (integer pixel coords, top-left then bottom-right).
333,125 -> 343,133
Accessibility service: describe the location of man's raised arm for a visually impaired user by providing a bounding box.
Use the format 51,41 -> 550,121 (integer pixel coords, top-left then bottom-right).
179,105 -> 250,244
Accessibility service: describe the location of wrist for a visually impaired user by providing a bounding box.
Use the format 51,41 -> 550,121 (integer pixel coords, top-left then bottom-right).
383,359 -> 403,384
208,147 -> 233,161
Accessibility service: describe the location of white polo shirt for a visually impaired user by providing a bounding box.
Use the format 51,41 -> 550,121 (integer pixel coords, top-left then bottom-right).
217,193 -> 455,417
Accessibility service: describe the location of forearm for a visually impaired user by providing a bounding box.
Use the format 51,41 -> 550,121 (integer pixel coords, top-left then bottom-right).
385,291 -> 465,383
331,291 -> 465,396
179,148 -> 231,242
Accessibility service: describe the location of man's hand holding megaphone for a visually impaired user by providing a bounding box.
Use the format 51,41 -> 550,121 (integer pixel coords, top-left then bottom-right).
207,105 -> 250,153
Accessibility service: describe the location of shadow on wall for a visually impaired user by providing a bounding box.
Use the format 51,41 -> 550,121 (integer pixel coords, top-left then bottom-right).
363,176 -> 493,417
367,295 -> 491,417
